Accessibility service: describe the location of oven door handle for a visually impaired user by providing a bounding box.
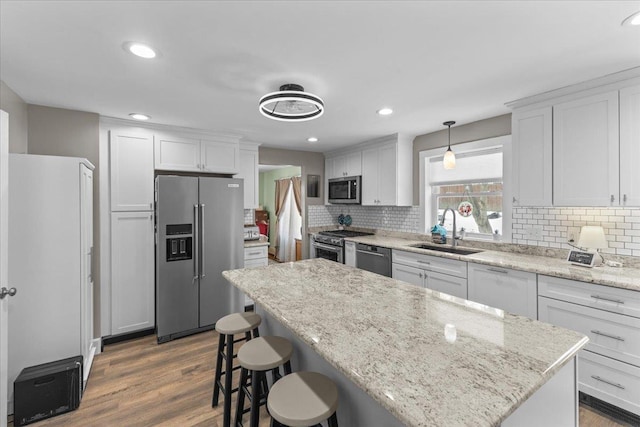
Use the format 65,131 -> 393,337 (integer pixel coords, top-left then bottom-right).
312,242 -> 342,253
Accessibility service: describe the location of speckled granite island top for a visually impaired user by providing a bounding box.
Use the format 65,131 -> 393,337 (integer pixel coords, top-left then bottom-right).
223,259 -> 588,427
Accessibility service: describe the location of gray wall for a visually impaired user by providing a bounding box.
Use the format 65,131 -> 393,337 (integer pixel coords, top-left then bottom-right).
412,114 -> 511,204
27,105 -> 102,337
0,81 -> 28,153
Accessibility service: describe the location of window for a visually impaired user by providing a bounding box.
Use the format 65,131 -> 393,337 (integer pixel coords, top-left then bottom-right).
433,182 -> 503,237
420,136 -> 510,240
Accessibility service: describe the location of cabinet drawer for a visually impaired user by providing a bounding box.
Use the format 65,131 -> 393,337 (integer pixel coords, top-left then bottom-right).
245,258 -> 268,269
425,270 -> 467,299
392,250 -> 467,278
579,350 -> 640,416
539,296 -> 640,367
244,246 -> 268,261
539,275 -> 640,319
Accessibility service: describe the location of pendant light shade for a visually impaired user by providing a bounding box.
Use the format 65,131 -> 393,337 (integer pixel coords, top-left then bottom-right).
259,84 -> 324,122
443,121 -> 456,170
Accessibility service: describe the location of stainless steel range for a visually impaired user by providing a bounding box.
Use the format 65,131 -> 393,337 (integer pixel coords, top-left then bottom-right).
311,230 -> 374,263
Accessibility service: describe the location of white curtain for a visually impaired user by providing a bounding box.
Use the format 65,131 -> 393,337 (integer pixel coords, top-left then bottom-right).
277,181 -> 302,262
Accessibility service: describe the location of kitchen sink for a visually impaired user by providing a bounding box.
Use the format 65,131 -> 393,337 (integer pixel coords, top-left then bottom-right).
409,244 -> 483,256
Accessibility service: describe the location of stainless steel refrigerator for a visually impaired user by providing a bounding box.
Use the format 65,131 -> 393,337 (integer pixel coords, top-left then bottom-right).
155,175 -> 244,343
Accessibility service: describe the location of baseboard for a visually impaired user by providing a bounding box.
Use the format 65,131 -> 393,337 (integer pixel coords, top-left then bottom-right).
102,327 -> 155,347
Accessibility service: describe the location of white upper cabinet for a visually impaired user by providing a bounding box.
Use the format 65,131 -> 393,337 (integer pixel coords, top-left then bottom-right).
620,84 -> 640,206
236,143 -> 260,209
360,134 -> 412,206
363,143 -> 398,205
201,139 -> 239,174
110,131 -> 154,212
512,106 -> 552,206
154,134 -> 201,172
155,132 -> 240,174
326,151 -> 362,179
553,91 -> 619,206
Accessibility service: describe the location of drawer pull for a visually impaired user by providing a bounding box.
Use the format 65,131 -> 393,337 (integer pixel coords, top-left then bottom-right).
591,375 -> 625,390
487,267 -> 508,274
590,295 -> 625,305
417,260 -> 431,265
590,330 -> 625,342
248,251 -> 262,256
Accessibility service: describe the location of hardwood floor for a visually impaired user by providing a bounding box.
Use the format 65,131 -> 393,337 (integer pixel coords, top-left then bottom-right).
10,330 -> 632,427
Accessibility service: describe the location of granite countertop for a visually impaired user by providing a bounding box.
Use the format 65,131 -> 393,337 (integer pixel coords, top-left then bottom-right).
344,235 -> 640,292
223,259 -> 588,427
244,240 -> 269,248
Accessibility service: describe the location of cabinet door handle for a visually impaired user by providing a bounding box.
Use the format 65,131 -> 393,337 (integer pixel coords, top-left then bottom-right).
512,196 -> 517,204
418,272 -> 423,278
417,260 -> 431,265
591,375 -> 625,390
590,294 -> 625,304
590,330 -> 625,342
487,267 -> 509,274
623,194 -> 627,203
610,194 -> 615,203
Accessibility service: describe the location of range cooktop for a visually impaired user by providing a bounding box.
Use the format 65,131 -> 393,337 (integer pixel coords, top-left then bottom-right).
318,230 -> 374,238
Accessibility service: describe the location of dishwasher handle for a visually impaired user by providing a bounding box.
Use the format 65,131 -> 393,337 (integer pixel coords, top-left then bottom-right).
356,249 -> 387,257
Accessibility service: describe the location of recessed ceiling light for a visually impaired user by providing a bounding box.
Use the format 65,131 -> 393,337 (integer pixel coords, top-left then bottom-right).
622,11 -> 640,26
123,42 -> 157,59
307,137 -> 318,143
129,113 -> 151,121
377,108 -> 393,116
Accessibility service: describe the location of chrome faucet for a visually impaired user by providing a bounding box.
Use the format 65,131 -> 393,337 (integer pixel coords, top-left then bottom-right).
440,208 -> 458,247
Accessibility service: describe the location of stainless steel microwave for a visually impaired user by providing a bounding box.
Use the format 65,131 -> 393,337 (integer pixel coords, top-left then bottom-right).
328,176 -> 361,204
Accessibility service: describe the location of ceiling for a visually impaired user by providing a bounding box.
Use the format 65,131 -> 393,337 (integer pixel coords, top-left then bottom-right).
1,1 -> 639,152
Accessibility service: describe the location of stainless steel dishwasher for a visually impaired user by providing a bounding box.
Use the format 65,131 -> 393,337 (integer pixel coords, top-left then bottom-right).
356,243 -> 392,277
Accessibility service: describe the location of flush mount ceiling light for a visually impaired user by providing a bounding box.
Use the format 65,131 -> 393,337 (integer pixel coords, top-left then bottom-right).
377,107 -> 393,116
259,84 -> 324,121
123,42 -> 157,59
443,121 -> 456,170
307,137 -> 318,143
622,11 -> 640,26
129,113 -> 151,121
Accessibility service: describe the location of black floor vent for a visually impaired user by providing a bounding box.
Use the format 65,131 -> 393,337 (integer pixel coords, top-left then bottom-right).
579,392 -> 640,426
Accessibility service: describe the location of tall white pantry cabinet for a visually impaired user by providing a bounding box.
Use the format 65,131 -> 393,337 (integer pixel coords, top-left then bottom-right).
7,154 -> 96,412
109,130 -> 155,336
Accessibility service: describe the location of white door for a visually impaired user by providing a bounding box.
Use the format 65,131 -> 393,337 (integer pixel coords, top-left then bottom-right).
110,131 -> 154,211
620,84 -> 640,206
0,110 -> 10,427
361,147 -> 379,205
377,143 -> 397,205
154,134 -> 200,172
80,165 -> 94,382
201,139 -> 239,174
391,263 -> 424,287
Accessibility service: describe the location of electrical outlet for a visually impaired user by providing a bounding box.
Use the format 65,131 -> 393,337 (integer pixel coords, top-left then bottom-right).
523,226 -> 543,240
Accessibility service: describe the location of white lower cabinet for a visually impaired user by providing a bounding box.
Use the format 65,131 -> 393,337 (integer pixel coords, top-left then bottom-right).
244,245 -> 268,306
538,274 -> 640,416
467,263 -> 537,319
578,350 -> 640,416
392,250 -> 467,299
345,241 -> 356,267
110,212 -> 155,335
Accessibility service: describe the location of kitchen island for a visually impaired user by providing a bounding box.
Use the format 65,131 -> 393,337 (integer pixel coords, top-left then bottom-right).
223,259 -> 588,426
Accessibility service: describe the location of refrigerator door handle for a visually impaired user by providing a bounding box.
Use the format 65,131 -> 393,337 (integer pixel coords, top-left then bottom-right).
193,203 -> 199,283
200,204 -> 206,278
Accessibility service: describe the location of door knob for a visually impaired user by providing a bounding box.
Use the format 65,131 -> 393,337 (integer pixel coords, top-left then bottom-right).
0,287 -> 17,299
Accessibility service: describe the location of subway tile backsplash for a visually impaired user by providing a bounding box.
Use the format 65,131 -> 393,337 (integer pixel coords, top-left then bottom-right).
308,205 -> 420,233
244,209 -> 255,225
512,207 -> 640,257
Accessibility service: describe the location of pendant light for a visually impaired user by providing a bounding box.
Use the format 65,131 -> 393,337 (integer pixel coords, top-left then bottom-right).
259,84 -> 324,122
443,120 -> 456,170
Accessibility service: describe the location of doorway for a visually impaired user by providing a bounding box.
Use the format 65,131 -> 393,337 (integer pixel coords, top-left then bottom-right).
257,165 -> 303,262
